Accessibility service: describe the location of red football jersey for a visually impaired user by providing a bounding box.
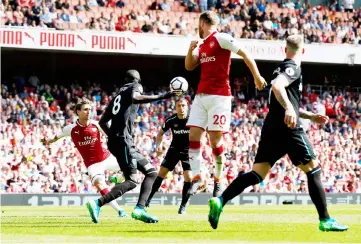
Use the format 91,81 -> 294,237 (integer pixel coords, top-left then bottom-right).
57,120 -> 110,168
193,32 -> 241,96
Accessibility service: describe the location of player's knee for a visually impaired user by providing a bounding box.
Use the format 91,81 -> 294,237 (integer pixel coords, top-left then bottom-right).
147,171 -> 158,180
128,174 -> 140,185
208,132 -> 223,148
92,175 -> 106,189
299,160 -> 319,173
158,167 -> 169,178
189,127 -> 203,141
183,170 -> 192,182
252,163 -> 271,180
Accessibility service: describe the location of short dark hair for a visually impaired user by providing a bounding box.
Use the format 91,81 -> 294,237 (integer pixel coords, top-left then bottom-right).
74,100 -> 91,115
176,98 -> 189,105
199,11 -> 219,26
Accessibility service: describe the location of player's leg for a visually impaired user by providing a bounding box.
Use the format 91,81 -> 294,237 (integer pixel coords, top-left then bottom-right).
92,175 -> 128,218
86,139 -> 138,223
147,149 -> 178,206
133,153 -> 159,223
208,131 -> 224,197
186,95 -> 207,191
208,129 -> 285,229
97,154 -> 128,217
179,170 -> 192,214
178,153 -> 193,214
146,166 -> 169,207
207,95 -> 232,197
288,130 -> 349,231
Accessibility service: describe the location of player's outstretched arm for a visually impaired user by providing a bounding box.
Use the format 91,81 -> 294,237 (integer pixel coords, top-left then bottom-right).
185,40 -> 200,71
132,91 -> 179,104
40,136 -> 59,145
236,47 -> 267,90
41,125 -> 72,145
299,108 -> 329,124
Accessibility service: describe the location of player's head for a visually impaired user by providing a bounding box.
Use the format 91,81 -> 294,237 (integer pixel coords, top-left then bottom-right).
176,98 -> 189,118
199,11 -> 219,39
124,69 -> 141,84
74,100 -> 92,121
285,34 -> 304,56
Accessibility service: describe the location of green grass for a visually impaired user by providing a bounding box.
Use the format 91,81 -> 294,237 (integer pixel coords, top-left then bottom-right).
1,205 -> 360,243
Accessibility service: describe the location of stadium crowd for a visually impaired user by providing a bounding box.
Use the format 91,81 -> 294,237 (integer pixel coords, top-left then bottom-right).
1,0 -> 361,44
1,74 -> 361,194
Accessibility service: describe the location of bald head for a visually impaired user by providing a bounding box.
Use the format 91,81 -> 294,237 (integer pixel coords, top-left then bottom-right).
125,69 -> 141,83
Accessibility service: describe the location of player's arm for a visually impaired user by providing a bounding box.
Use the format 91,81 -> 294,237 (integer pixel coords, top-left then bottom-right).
99,105 -> 112,137
271,74 -> 297,128
299,108 -> 329,124
155,128 -> 166,155
217,33 -> 267,90
185,41 -> 200,71
41,125 -> 72,145
132,84 -> 178,104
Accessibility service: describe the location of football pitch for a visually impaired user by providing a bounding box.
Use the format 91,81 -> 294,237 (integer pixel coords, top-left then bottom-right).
1,205 -> 360,243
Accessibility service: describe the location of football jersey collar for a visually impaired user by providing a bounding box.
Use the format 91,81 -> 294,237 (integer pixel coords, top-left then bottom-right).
203,31 -> 217,42
76,119 -> 89,127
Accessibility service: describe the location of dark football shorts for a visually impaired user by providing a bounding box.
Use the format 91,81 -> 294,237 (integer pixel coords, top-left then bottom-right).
255,126 -> 316,167
107,136 -> 155,177
161,147 -> 191,171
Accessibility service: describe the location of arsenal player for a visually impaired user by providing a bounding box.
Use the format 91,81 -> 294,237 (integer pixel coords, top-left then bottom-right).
41,100 -> 127,218
185,10 -> 267,197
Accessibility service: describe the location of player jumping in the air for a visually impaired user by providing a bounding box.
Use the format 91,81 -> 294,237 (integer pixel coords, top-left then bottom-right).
185,11 -> 267,197
86,70 -> 179,224
41,101 -> 128,218
208,35 -> 349,232
146,98 -> 192,214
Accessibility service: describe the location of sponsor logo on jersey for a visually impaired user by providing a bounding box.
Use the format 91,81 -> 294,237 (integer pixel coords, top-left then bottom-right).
173,129 -> 190,134
200,52 -> 216,64
78,136 -> 98,146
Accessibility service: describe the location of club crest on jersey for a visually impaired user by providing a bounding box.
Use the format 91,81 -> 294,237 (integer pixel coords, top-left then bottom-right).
209,41 -> 215,48
174,124 -> 178,128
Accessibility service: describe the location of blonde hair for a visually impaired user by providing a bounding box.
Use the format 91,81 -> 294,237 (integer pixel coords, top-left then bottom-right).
286,35 -> 304,52
199,11 -> 219,26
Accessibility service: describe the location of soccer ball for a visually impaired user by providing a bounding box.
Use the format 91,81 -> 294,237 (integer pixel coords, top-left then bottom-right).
170,77 -> 188,93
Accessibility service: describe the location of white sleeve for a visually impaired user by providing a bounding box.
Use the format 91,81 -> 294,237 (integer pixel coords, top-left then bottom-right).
216,33 -> 241,53
192,46 -> 199,57
57,124 -> 73,139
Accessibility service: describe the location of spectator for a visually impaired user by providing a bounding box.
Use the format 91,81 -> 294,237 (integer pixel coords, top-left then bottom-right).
87,0 -> 98,7
150,0 -> 161,10
199,0 -> 207,12
116,0 -> 125,8
61,9 -> 70,22
344,0 -> 354,12
40,8 -> 52,26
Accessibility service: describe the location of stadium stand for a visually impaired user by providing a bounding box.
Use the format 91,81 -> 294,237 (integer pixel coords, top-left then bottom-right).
1,0 -> 360,44
1,76 -> 361,194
